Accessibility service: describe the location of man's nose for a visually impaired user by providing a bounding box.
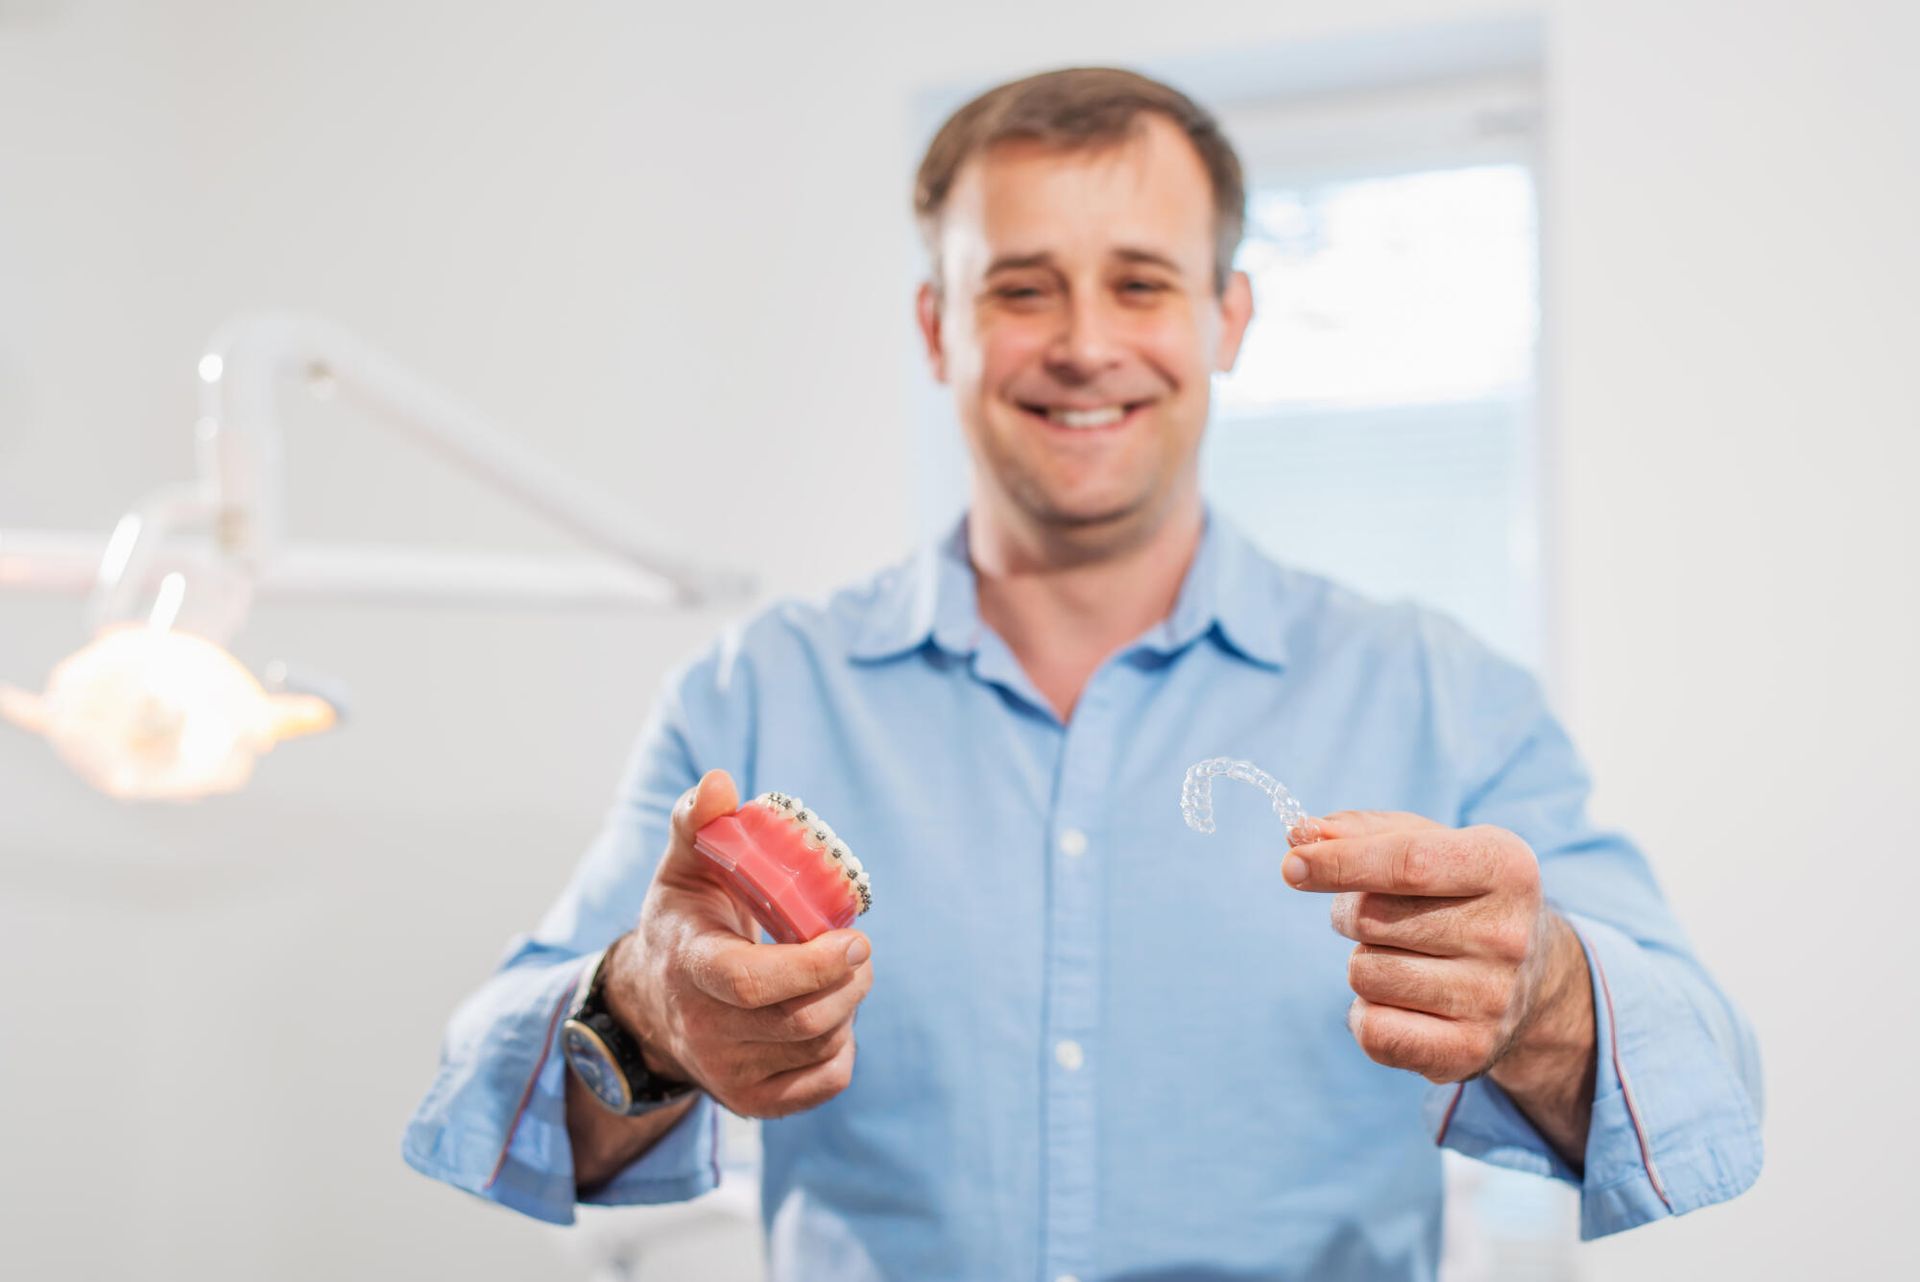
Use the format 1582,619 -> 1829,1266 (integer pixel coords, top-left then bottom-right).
1043,294 -> 1125,382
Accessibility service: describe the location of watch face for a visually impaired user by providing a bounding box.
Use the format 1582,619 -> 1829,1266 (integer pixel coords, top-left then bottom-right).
562,1021 -> 632,1114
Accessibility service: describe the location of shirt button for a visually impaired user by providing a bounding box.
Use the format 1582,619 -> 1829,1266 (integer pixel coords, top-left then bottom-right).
1058,828 -> 1088,857
1055,1039 -> 1085,1072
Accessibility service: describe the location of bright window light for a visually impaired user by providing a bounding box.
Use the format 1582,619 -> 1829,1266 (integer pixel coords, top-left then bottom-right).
1219,164 -> 1538,414
1205,160 -> 1545,671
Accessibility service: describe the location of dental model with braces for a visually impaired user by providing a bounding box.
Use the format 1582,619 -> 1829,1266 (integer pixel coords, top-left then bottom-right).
692,791 -> 871,944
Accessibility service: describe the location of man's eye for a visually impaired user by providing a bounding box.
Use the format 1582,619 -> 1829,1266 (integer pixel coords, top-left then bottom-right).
1121,279 -> 1168,294
995,285 -> 1044,301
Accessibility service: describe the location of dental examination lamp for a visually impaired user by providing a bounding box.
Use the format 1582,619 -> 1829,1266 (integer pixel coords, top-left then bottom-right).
0,311 -> 752,801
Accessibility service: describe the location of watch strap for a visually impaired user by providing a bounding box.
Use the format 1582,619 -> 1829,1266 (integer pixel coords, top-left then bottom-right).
565,939 -> 696,1115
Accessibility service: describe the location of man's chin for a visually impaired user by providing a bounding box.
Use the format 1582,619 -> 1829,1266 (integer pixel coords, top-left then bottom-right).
1039,499 -> 1136,529
1018,485 -> 1167,545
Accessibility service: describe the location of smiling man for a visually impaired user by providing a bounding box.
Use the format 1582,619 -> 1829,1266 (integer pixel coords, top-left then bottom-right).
405,69 -> 1762,1280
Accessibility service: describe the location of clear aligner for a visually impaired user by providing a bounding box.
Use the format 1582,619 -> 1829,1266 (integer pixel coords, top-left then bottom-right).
753,792 -> 872,914
1179,757 -> 1317,843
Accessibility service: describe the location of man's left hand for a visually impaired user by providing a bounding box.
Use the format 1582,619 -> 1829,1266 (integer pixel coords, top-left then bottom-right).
1281,810 -> 1597,1162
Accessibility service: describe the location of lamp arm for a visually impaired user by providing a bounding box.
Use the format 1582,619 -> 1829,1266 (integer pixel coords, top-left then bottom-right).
86,480 -> 234,638
189,311 -> 750,607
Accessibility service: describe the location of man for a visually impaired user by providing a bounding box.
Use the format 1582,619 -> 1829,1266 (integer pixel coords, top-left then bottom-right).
405,68 -> 1761,1280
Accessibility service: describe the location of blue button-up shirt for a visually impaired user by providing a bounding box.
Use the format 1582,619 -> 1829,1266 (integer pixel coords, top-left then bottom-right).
404,513 -> 1762,1280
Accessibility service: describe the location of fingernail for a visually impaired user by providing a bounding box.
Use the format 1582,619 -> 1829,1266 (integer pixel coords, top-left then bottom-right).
1283,854 -> 1309,886
845,936 -> 871,966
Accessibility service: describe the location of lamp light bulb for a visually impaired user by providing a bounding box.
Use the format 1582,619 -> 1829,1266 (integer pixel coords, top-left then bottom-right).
0,624 -> 335,801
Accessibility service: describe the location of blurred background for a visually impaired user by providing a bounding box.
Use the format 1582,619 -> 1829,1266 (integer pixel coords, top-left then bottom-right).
2,1 -> 1914,1278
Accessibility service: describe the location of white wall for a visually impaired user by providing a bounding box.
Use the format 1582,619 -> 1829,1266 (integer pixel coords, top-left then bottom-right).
1,1 -> 1912,1279
1549,2 -> 1919,1276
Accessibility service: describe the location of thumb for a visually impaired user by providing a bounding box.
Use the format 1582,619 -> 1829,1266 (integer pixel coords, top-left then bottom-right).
659,768 -> 742,876
777,927 -> 873,997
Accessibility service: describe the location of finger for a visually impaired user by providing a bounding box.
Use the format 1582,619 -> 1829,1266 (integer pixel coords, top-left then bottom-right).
685,927 -> 871,1010
1347,996 -> 1494,1084
735,959 -> 874,1044
1346,945 -> 1506,1021
1284,829 -> 1500,896
735,1021 -> 854,1079
741,1037 -> 858,1119
1312,810 -> 1449,841
702,957 -> 872,1042
1330,892 -> 1473,955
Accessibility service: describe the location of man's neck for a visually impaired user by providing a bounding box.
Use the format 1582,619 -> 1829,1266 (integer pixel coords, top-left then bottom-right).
968,495 -> 1204,722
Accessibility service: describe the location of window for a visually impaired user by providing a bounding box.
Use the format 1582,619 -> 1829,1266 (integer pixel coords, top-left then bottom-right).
1207,74 -> 1547,673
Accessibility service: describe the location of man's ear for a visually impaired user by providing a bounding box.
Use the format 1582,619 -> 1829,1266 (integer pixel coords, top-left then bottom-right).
1212,269 -> 1255,374
915,280 -> 948,384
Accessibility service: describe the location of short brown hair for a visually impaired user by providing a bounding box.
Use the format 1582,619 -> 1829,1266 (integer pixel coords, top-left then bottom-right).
914,67 -> 1246,293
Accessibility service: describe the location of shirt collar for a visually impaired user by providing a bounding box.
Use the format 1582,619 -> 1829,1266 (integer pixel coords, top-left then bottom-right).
848,509 -> 1288,670
1144,509 -> 1288,669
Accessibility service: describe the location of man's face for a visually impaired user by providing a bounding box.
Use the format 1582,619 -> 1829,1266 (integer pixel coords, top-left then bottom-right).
917,113 -> 1253,548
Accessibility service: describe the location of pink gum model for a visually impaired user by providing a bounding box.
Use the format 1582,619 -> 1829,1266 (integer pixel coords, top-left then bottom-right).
692,792 -> 871,944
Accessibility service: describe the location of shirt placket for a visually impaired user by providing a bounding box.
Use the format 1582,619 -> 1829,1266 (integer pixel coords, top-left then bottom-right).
1040,664 -> 1121,1282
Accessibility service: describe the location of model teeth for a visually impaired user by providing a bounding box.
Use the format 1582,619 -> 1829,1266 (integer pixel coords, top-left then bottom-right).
1046,405 -> 1124,429
751,792 -> 870,915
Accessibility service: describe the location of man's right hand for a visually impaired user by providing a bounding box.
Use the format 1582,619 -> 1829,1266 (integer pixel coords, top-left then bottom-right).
602,768 -> 874,1120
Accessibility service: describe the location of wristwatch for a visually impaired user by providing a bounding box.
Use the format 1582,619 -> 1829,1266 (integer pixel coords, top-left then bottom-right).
560,938 -> 697,1116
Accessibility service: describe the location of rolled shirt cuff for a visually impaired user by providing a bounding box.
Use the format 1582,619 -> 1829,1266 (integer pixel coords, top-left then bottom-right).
1427,912 -> 1762,1239
403,950 -> 720,1224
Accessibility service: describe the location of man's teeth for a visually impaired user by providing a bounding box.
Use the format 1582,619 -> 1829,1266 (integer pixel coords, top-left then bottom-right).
1043,405 -> 1126,429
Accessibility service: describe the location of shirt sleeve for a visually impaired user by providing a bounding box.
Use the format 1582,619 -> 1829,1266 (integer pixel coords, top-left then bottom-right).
401,640 -> 759,1224
1418,629 -> 1764,1239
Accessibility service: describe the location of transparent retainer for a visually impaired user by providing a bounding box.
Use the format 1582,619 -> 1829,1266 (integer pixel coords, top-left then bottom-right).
1180,756 -> 1319,844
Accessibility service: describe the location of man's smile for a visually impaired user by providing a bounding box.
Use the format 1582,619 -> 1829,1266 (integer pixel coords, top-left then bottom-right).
1013,399 -> 1155,432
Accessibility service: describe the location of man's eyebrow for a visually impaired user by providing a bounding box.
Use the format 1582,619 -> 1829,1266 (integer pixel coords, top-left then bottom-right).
982,246 -> 1186,275
984,251 -> 1056,274
1113,246 -> 1183,272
